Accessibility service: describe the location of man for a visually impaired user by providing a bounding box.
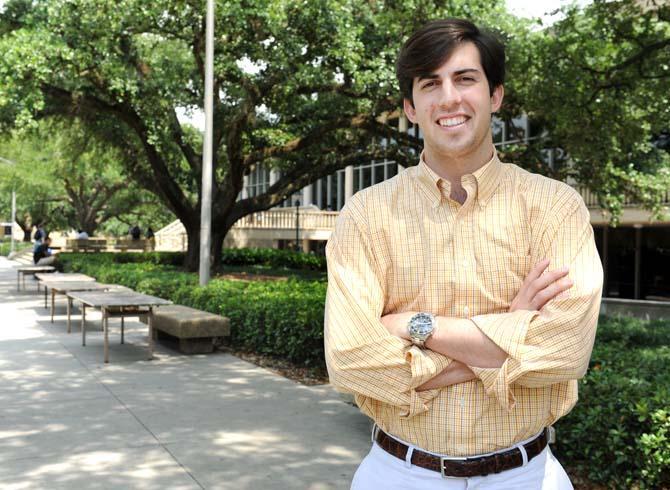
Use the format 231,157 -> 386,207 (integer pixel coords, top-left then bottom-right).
33,236 -> 56,265
324,18 -> 603,489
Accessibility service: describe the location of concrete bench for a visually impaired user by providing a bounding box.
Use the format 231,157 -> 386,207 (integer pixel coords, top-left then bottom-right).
67,238 -> 108,252
141,305 -> 230,354
114,238 -> 153,252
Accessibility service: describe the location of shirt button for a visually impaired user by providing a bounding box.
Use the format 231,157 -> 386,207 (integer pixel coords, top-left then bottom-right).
462,259 -> 468,267
463,306 -> 470,316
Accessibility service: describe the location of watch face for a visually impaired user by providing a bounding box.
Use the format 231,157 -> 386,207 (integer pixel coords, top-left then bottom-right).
410,313 -> 434,340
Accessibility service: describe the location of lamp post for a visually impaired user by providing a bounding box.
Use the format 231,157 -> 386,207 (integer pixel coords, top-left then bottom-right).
294,199 -> 301,253
198,0 -> 215,285
0,157 -> 17,256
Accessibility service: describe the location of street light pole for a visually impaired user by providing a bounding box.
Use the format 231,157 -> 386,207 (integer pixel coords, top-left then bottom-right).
0,157 -> 17,256
10,189 -> 16,255
198,0 -> 215,285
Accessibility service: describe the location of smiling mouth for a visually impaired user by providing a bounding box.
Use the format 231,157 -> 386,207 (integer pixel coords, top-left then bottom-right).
436,116 -> 468,128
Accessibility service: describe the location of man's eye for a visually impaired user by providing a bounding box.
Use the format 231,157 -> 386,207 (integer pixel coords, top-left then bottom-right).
422,81 -> 436,89
460,77 -> 476,83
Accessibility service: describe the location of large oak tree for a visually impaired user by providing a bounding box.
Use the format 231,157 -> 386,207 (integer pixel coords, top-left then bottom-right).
0,0 -> 506,269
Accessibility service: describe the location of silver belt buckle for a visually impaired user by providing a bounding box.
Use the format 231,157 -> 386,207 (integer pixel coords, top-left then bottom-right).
440,454 -> 468,479
371,424 -> 380,444
547,426 -> 556,445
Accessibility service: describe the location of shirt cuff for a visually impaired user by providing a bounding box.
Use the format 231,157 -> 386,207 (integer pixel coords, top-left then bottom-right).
400,346 -> 451,418
470,357 -> 522,411
468,310 -> 538,410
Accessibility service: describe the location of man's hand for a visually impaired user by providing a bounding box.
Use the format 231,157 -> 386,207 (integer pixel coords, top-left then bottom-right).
510,259 -> 573,312
416,361 -> 476,391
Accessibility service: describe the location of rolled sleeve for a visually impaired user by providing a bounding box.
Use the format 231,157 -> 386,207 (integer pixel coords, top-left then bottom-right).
324,198 -> 451,418
469,200 -> 603,410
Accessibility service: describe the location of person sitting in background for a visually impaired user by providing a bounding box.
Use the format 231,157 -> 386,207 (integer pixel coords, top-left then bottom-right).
33,237 -> 57,265
76,229 -> 89,240
129,224 -> 141,240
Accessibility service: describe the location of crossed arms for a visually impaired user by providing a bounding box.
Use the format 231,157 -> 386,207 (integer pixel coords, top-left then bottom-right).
381,258 -> 572,391
324,197 -> 603,415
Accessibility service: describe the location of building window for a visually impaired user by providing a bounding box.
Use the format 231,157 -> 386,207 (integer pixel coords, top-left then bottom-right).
245,165 -> 271,198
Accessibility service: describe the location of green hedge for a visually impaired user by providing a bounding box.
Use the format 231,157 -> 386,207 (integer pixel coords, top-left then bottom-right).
58,248 -> 326,271
58,251 -> 185,268
60,253 -> 326,366
219,247 -> 326,271
554,316 -> 670,489
59,252 -> 670,487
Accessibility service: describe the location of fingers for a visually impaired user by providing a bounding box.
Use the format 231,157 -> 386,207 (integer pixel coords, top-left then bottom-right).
530,265 -> 570,295
532,276 -> 574,310
523,258 -> 551,285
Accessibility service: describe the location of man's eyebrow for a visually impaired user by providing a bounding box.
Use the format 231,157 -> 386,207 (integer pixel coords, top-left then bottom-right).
417,68 -> 482,81
453,68 -> 482,76
417,73 -> 440,82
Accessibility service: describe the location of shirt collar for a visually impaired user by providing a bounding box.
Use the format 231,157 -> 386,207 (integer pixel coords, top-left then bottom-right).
415,149 -> 503,208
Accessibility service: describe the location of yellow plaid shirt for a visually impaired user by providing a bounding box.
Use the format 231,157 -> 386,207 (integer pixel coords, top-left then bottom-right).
324,150 -> 603,456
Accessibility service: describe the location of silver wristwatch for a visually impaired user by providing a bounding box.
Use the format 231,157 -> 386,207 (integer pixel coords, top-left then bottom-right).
408,312 -> 437,347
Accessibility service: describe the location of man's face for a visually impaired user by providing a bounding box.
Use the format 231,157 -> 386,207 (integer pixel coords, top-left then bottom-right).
403,42 -> 503,164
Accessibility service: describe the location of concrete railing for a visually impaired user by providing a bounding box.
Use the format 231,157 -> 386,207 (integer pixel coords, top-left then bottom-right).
234,209 -> 339,230
576,186 -> 670,209
600,297 -> 670,321
65,238 -> 154,252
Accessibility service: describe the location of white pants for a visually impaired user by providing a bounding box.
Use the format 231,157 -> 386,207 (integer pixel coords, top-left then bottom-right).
351,438 -> 573,489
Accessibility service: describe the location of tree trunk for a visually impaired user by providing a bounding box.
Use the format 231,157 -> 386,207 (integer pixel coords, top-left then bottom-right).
211,227 -> 230,269
183,223 -> 200,272
19,221 -> 32,242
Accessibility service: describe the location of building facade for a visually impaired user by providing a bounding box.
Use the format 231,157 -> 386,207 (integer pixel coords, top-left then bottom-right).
157,115 -> 670,301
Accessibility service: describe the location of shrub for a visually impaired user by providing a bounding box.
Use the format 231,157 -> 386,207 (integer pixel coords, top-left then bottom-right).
554,316 -> 670,488
220,247 -> 326,271
61,252 -> 327,367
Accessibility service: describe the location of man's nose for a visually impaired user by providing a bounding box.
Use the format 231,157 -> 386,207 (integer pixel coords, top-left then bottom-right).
438,80 -> 462,108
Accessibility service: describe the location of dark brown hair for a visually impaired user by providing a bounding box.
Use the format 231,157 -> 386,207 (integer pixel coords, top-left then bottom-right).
396,19 -> 505,104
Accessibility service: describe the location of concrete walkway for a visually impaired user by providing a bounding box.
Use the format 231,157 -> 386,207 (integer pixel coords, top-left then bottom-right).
0,257 -> 371,489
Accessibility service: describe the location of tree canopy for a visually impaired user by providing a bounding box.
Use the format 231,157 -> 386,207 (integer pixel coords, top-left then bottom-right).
0,118 -> 173,238
0,0 -> 668,268
0,0 -> 508,268
508,0 -> 670,221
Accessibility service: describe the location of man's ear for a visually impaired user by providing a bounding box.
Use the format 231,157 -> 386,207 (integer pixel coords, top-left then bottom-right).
403,98 -> 418,124
491,84 -> 504,113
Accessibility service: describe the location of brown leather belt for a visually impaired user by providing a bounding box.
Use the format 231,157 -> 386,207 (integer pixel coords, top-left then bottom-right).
374,427 -> 549,478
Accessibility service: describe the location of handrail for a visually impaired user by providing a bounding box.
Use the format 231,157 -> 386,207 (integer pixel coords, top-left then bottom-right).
575,186 -> 670,208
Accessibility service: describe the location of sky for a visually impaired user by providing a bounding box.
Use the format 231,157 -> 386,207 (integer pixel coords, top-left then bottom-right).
507,0 -> 593,22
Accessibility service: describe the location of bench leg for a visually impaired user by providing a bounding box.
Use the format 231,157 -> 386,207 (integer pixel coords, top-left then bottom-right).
147,307 -> 154,361
81,305 -> 87,346
67,298 -> 72,334
178,337 -> 215,354
103,308 -> 109,364
51,290 -> 55,323
121,316 -> 124,344
44,286 -> 47,309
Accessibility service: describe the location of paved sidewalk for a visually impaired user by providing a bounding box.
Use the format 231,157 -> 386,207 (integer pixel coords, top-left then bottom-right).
0,257 -> 371,489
